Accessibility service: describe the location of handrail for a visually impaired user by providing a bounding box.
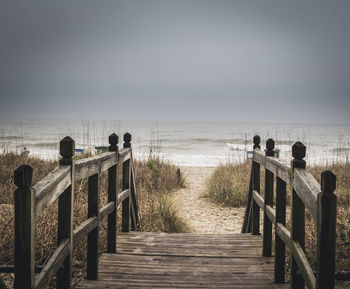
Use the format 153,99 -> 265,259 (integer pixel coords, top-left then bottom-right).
242,136 -> 337,289
252,150 -> 320,221
5,132 -> 140,289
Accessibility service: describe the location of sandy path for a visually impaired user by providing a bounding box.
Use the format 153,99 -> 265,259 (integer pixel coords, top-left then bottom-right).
173,167 -> 246,233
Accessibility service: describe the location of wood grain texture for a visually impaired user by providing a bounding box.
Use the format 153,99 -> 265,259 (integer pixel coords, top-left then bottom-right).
35,239 -> 70,289
292,168 -> 319,221
77,233 -> 288,289
75,152 -> 116,181
253,190 -> 264,209
34,165 -> 71,217
253,151 -> 290,184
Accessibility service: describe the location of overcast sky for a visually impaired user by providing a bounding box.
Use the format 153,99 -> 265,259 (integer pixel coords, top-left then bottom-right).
1,0 -> 350,123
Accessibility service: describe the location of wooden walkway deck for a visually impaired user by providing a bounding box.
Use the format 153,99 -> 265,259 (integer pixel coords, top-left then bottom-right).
77,232 -> 289,289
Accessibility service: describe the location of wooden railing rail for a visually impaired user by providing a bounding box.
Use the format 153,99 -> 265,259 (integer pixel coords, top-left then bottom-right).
4,132 -> 140,289
242,136 -> 337,289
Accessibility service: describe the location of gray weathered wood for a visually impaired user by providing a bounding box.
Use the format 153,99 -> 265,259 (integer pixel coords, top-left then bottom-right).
122,159 -> 130,232
253,190 -> 264,210
34,165 -> 71,217
117,189 -> 130,206
14,165 -> 35,289
291,142 -> 306,289
107,133 -> 118,253
73,217 -> 98,247
77,233 -> 289,289
75,152 -> 117,181
122,133 -> 131,233
242,166 -> 253,233
253,150 -> 290,184
87,172 -> 99,279
292,168 -> 319,221
100,202 -> 115,220
252,157 -> 261,235
35,239 -> 70,289
275,177 -> 286,283
118,148 -> 131,163
130,160 -> 140,230
316,171 -> 337,289
263,139 -> 274,257
276,223 -> 292,249
291,241 -> 316,289
57,136 -> 75,289
265,205 -> 276,224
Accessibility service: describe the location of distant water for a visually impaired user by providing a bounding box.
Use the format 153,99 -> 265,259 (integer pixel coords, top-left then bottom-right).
0,119 -> 349,167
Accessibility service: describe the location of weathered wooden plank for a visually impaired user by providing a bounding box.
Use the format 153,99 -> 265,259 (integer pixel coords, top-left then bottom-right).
293,168 -> 319,221
316,171 -> 337,289
99,202 -> 115,220
57,136 -> 75,289
35,239 -> 70,289
130,161 -> 140,229
73,217 -> 98,247
77,233 -> 288,289
263,139 -> 274,258
34,165 -> 71,217
87,173 -> 99,279
291,143 -> 307,289
275,177 -> 286,283
118,148 -> 131,163
253,150 -> 290,184
75,152 -> 116,180
291,240 -> 316,289
101,153 -> 118,173
276,223 -> 292,249
107,135 -> 118,253
253,190 -> 264,209
252,158 -> 261,235
265,205 -> 276,225
117,189 -> 129,206
121,152 -> 130,232
14,165 -> 35,289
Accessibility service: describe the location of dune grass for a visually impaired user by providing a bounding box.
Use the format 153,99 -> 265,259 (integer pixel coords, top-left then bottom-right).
0,151 -> 188,288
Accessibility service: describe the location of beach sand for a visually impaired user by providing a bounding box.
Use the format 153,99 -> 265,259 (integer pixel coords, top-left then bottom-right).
173,166 -> 246,233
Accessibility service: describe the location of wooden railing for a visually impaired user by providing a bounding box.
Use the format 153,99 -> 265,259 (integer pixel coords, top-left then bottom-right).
242,136 -> 337,289
1,133 -> 140,289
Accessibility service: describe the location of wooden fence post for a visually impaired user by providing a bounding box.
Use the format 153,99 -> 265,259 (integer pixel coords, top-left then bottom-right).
14,165 -> 35,289
252,135 -> 261,235
316,170 -> 337,289
107,133 -> 119,253
274,175 -> 286,282
57,136 -> 75,289
263,138 -> 274,257
242,135 -> 260,234
122,133 -> 131,232
87,163 -> 100,279
291,141 -> 306,289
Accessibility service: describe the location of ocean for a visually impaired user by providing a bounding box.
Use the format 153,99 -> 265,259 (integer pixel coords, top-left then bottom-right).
0,119 -> 349,167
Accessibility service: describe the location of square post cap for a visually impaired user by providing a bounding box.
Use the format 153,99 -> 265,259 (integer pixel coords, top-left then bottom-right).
266,138 -> 275,150
14,165 -> 33,188
109,133 -> 119,146
60,136 -> 75,159
292,141 -> 306,160
321,170 -> 336,194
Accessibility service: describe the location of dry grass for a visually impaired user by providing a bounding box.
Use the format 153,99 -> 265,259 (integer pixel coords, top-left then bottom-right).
206,160 -> 350,287
206,160 -> 253,207
0,152 -> 188,288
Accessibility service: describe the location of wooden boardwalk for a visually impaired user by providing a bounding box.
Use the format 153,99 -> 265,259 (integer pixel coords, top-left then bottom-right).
77,232 -> 288,289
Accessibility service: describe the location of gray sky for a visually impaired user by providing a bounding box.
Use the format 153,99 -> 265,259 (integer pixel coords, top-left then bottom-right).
1,0 -> 350,123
